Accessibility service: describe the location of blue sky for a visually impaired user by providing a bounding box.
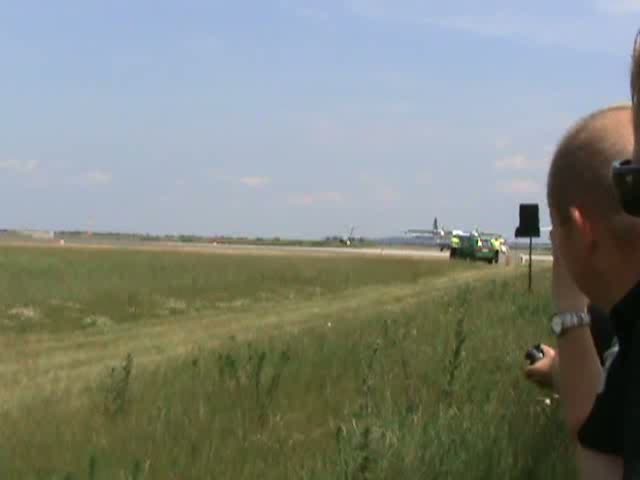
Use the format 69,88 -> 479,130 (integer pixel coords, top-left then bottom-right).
2,0 -> 640,239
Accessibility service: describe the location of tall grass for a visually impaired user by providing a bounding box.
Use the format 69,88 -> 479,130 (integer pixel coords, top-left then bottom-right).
0,257 -> 576,479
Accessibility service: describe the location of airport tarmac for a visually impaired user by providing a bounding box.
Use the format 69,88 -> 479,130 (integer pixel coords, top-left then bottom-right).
0,237 -> 554,262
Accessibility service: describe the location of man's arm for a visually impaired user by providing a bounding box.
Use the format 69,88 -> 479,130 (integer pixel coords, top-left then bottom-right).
556,328 -> 603,438
578,446 -> 623,480
551,250 -> 604,438
549,241 -> 623,477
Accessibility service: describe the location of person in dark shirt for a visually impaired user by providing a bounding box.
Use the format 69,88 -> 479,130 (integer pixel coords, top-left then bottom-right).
546,98 -> 640,479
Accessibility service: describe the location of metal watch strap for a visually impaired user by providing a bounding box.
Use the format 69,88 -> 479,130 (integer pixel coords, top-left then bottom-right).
551,312 -> 591,337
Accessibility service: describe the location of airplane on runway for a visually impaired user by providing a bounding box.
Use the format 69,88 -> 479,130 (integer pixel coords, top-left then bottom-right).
339,225 -> 357,246
405,218 -> 507,253
405,217 -> 461,249
405,227 -> 466,250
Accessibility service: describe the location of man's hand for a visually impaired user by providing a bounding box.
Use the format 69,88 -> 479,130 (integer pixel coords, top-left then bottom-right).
524,344 -> 557,390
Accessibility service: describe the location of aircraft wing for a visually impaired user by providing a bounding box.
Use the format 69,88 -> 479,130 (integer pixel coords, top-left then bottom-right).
405,229 -> 436,236
406,229 -> 450,237
475,230 -> 503,237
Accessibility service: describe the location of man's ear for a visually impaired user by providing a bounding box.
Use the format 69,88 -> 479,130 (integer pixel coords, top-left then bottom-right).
569,207 -> 594,251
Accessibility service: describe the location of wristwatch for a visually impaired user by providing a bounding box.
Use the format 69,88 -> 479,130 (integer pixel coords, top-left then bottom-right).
550,312 -> 591,337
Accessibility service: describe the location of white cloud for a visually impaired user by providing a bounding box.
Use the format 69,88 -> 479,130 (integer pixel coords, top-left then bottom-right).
346,2 -> 633,56
384,101 -> 413,114
424,14 -> 533,39
295,6 -> 329,21
0,159 -> 39,175
495,154 -> 533,170
288,191 -> 344,206
347,0 -> 392,21
280,0 -> 329,21
497,179 -> 541,195
208,169 -> 233,182
359,173 -> 401,206
494,137 -> 511,150
419,13 -> 620,55
415,171 -> 432,186
239,176 -> 271,188
209,171 -> 272,188
84,171 -> 113,186
594,0 -> 640,14
378,186 -> 398,205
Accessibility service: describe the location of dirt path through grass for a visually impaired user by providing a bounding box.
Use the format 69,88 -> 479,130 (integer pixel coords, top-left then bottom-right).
0,265 -> 517,411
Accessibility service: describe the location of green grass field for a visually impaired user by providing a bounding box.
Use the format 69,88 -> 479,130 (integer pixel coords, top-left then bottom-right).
0,245 -> 461,334
0,246 -> 574,479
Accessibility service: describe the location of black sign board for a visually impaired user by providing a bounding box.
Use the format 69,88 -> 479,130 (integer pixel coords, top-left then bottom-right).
515,203 -> 540,238
514,203 -> 540,293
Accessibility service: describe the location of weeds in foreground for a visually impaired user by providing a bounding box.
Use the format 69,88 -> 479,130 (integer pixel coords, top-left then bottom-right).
255,348 -> 291,428
102,353 -> 134,417
443,288 -> 470,400
0,263 -> 570,479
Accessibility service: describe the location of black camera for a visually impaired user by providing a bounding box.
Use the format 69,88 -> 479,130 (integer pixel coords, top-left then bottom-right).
612,159 -> 640,217
524,344 -> 545,365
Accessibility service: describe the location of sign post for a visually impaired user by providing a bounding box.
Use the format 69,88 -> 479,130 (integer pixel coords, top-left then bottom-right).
528,236 -> 533,292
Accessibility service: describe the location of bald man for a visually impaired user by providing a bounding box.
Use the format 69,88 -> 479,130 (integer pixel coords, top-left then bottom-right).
547,102 -> 640,479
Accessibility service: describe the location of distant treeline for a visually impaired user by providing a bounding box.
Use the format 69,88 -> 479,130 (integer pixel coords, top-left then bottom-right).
47,231 -> 375,248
